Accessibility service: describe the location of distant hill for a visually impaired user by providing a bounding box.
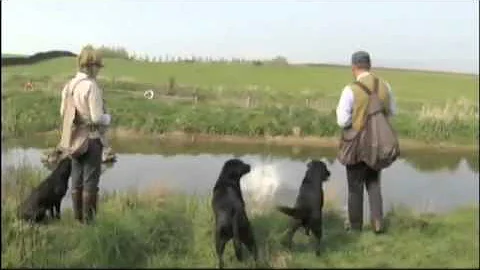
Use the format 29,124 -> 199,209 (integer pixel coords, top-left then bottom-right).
1,50 -> 77,66
2,49 -> 476,76
301,62 -> 477,76
1,54 -> 28,58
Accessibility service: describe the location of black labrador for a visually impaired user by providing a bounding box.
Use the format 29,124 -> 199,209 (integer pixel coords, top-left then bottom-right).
211,158 -> 258,268
17,157 -> 72,223
276,160 -> 330,255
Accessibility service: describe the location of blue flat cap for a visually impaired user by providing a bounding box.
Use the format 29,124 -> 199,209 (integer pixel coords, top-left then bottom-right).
351,51 -> 371,66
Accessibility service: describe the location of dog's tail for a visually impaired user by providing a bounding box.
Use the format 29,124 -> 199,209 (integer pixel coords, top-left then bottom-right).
276,205 -> 306,219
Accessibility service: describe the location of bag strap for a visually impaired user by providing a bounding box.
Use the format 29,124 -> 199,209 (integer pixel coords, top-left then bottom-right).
68,78 -> 88,97
353,77 -> 379,96
66,78 -> 93,126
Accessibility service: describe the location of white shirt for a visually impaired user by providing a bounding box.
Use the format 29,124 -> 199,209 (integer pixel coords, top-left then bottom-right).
335,72 -> 396,128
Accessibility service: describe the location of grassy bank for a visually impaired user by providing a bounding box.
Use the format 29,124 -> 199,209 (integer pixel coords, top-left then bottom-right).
2,163 -> 478,268
2,58 -> 478,144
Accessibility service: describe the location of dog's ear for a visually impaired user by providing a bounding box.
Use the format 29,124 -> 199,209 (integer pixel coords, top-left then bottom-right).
232,165 -> 243,179
223,159 -> 247,180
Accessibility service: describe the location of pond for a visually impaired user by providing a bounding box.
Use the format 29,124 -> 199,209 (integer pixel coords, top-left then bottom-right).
2,135 -> 479,219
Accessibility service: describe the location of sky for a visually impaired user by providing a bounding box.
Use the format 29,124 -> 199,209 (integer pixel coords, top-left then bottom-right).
2,0 -> 479,74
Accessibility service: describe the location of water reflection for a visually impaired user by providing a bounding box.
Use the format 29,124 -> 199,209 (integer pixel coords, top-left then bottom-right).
4,135 -> 478,173
2,141 -> 478,218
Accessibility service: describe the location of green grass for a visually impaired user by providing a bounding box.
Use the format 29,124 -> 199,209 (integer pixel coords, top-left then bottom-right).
2,163 -> 479,268
2,57 -> 478,144
3,57 -> 478,100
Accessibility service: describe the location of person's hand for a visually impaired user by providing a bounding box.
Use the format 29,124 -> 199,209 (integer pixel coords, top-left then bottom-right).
102,114 -> 111,126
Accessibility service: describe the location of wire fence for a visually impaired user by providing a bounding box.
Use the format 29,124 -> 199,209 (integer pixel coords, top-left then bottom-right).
3,74 -> 478,119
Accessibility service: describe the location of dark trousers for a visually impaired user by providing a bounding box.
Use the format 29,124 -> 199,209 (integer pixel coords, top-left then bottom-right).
346,162 -> 383,230
71,138 -> 103,193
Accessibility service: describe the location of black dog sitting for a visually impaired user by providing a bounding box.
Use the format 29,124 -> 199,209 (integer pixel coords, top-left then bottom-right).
276,160 -> 330,255
17,157 -> 72,223
211,158 -> 258,269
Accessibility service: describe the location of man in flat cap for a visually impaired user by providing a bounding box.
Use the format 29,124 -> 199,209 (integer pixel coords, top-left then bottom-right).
58,44 -> 111,224
335,51 -> 397,233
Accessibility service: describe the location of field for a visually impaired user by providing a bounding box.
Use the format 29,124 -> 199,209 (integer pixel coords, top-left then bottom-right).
1,163 -> 478,268
1,57 -> 479,145
2,57 -> 478,267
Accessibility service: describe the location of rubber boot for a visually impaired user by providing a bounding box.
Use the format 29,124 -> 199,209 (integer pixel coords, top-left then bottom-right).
71,188 -> 83,223
83,191 -> 98,224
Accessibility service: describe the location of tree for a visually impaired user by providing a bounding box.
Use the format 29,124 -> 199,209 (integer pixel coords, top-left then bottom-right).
270,55 -> 289,65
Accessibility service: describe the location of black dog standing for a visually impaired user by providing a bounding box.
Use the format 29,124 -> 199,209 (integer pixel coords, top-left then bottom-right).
276,160 -> 331,256
17,157 -> 72,223
211,159 -> 258,269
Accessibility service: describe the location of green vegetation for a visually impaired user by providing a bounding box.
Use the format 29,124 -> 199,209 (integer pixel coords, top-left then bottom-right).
1,163 -> 478,268
96,45 -> 130,60
1,57 -> 478,144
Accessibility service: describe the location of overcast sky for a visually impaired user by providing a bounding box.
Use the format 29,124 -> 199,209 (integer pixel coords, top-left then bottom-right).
2,0 -> 478,74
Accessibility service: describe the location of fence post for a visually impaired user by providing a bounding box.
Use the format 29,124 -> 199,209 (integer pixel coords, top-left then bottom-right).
193,87 -> 199,105
246,84 -> 258,108
167,76 -> 176,96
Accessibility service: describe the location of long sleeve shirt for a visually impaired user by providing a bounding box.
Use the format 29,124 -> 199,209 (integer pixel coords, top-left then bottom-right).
60,72 -> 108,125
